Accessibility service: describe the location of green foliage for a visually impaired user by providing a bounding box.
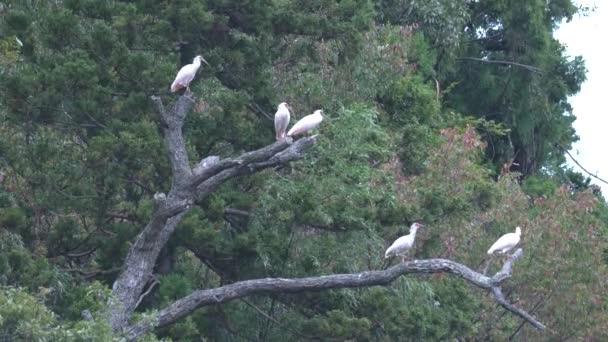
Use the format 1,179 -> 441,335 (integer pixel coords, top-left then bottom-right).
0,0 -> 604,341
379,74 -> 439,126
376,0 -> 470,51
0,287 -> 58,341
522,174 -> 559,197
0,286 -> 115,341
443,0 -> 585,175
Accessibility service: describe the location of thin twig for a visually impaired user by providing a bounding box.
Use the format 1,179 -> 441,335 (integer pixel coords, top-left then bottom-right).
247,103 -> 274,121
135,276 -> 160,310
508,295 -> 547,340
241,299 -> 316,340
492,287 -> 546,330
456,57 -> 542,74
66,267 -> 121,279
562,147 -> 608,185
224,208 -> 251,216
66,247 -> 97,258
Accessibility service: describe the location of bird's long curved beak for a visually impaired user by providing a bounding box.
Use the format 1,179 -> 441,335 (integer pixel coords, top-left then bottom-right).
201,57 -> 210,66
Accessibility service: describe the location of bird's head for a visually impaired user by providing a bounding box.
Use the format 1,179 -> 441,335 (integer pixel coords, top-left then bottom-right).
278,102 -> 294,114
410,222 -> 424,232
195,55 -> 210,66
515,226 -> 522,236
314,109 -> 324,117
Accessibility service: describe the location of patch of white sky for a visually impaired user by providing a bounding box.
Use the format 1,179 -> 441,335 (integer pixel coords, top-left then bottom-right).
554,1 -> 608,192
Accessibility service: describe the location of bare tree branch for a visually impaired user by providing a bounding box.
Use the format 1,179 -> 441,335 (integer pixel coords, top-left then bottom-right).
562,147 -> 608,186
123,248 -> 544,340
509,294 -> 547,340
194,136 -> 316,200
493,248 -> 522,283
108,95 -> 317,331
456,57 -> 542,74
151,95 -> 193,185
190,138 -> 298,187
134,276 -> 160,310
491,287 -> 545,330
240,299 -> 315,340
67,267 -> 121,279
66,247 -> 97,258
224,208 -> 251,217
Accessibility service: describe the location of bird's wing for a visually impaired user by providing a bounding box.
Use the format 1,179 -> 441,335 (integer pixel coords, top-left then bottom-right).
385,235 -> 411,257
288,114 -> 317,136
487,233 -> 518,254
171,64 -> 198,91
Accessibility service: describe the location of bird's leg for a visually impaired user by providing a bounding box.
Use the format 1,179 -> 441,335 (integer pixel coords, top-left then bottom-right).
185,86 -> 192,95
482,257 -> 492,275
498,251 -> 507,265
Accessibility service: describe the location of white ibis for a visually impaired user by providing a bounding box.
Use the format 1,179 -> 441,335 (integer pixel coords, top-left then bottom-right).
487,226 -> 521,254
287,110 -> 323,137
385,223 -> 423,261
274,102 -> 291,140
170,55 -> 209,93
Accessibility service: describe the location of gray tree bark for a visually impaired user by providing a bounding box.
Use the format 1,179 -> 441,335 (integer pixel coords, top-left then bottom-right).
109,94 -> 544,340
108,94 -> 316,330
122,248 -> 544,340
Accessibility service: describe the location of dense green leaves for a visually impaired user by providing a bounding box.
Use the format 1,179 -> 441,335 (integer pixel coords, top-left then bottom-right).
0,0 -> 605,340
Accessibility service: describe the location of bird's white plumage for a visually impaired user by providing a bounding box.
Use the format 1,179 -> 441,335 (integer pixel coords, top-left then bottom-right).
487,226 -> 521,254
287,110 -> 323,137
274,102 -> 290,140
385,223 -> 423,259
171,56 -> 208,92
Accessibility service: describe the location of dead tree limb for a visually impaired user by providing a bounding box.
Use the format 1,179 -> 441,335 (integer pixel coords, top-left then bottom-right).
224,208 -> 251,217
108,94 -> 316,331
123,248 -> 544,340
456,57 -> 542,74
562,146 -> 608,186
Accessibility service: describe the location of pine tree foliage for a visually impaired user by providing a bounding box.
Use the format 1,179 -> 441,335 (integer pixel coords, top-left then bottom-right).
0,0 -> 606,340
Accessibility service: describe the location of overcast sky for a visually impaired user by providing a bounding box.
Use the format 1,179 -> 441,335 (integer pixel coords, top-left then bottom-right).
554,1 -> 607,192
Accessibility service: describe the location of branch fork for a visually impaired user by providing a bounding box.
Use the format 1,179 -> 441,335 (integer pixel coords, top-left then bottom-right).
111,94 -> 544,340
108,94 -> 317,331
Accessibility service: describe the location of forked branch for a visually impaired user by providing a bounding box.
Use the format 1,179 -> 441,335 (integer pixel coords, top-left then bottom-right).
108,95 -> 317,331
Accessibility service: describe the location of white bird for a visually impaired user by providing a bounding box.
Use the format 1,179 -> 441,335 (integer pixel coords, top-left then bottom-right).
274,102 -> 291,140
385,223 -> 424,261
287,109 -> 323,137
487,226 -> 521,254
170,55 -> 209,93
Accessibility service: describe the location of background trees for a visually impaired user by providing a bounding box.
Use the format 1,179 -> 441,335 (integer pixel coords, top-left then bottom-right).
1,0 -> 606,340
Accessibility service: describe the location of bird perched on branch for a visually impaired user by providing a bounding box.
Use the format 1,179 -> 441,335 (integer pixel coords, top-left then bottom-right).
274,102 -> 291,140
171,55 -> 209,93
487,226 -> 521,255
287,110 -> 323,137
385,223 -> 424,262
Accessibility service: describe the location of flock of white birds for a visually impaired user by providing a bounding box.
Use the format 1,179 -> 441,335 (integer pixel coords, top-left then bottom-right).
171,55 -> 521,265
384,223 -> 521,263
171,56 -> 324,138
